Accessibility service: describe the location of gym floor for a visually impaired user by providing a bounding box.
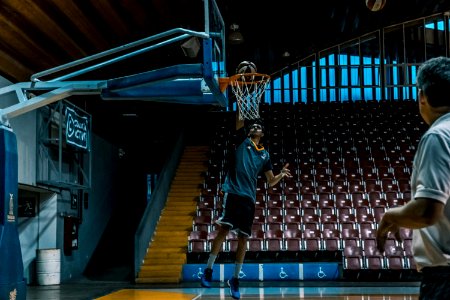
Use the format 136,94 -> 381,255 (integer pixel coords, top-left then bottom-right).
26,278 -> 420,300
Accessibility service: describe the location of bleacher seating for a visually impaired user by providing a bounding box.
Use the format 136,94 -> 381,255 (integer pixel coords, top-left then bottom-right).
188,100 -> 425,280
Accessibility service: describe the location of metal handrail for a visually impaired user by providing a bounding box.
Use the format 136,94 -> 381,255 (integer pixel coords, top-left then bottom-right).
31,0 -> 225,84
31,28 -> 211,83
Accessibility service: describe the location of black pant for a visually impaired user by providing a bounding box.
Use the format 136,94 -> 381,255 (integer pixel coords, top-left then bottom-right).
420,266 -> 450,300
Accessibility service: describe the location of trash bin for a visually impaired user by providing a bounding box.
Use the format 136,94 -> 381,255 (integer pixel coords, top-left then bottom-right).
36,249 -> 60,285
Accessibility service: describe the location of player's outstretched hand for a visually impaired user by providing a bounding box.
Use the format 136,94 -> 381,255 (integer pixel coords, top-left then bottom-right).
281,163 -> 292,178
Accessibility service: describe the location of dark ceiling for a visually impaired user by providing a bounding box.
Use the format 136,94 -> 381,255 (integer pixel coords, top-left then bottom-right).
2,0 -> 450,83
1,0 -> 450,147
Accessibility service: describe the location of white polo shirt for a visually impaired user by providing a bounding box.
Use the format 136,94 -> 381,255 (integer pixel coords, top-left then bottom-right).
411,112 -> 450,271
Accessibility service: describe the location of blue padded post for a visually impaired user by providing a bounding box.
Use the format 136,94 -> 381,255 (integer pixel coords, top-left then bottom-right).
0,127 -> 26,300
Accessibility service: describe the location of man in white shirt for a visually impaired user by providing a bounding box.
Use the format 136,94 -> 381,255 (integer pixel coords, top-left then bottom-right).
377,56 -> 450,300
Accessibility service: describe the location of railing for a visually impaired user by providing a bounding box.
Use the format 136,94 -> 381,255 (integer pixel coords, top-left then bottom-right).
31,28 -> 213,82
133,131 -> 185,279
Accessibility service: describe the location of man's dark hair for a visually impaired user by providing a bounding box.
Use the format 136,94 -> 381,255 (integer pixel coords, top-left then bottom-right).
416,56 -> 450,107
244,118 -> 264,135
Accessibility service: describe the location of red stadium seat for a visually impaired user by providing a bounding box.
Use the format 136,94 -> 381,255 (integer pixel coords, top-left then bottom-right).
189,230 -> 208,241
386,192 -> 404,207
197,207 -> 214,217
373,205 -> 386,223
343,245 -> 364,257
266,197 -> 283,208
362,238 -> 381,256
285,198 -> 301,209
284,184 -> 300,196
301,198 -> 318,209
285,207 -> 300,217
360,227 -> 377,240
317,192 -> 332,202
303,228 -> 322,239
368,191 -> 385,206
338,211 -> 356,228
324,237 -> 340,251
193,215 -> 212,232
365,179 -> 382,193
365,255 -> 385,270
402,190 -> 412,201
320,213 -> 338,230
344,256 -> 363,270
285,238 -> 302,251
267,214 -> 283,226
265,229 -> 284,251
301,192 -> 316,202
253,211 -> 267,228
356,213 -> 375,226
341,228 -> 360,239
189,240 -> 207,252
303,237 -> 321,251
384,242 -> 404,257
302,214 -> 320,230
255,198 -> 266,209
284,228 -> 303,251
248,229 -> 265,251
402,238 -> 413,257
225,231 -> 239,252
316,184 -> 332,193
397,178 -> 411,193
197,197 -> 216,210
350,191 -> 365,203
284,213 -> 301,226
333,184 -> 349,194
267,206 -> 283,216
405,256 -> 417,270
335,196 -> 352,209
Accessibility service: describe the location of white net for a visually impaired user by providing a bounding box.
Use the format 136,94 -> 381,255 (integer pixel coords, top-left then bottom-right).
230,73 -> 270,120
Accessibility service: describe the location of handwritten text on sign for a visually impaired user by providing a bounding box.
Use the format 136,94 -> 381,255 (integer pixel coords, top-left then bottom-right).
65,106 -> 90,150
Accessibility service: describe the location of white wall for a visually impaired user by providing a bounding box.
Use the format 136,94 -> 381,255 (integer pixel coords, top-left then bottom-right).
18,192 -> 57,283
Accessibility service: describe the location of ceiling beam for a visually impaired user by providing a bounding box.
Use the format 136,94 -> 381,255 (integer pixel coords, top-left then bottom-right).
90,0 -> 131,40
3,0 -> 87,58
0,49 -> 35,82
51,0 -> 111,51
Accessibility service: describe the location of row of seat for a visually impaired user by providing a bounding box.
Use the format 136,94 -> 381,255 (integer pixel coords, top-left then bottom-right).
193,100 -> 423,273
188,228 -> 414,269
344,255 -> 416,271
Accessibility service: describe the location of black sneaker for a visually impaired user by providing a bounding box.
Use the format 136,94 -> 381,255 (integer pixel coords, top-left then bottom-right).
227,276 -> 240,299
201,268 -> 213,288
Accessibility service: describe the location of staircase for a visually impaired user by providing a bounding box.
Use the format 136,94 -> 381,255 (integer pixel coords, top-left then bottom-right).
135,145 -> 208,283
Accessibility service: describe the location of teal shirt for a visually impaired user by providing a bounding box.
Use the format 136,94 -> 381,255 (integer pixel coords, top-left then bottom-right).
222,136 -> 272,202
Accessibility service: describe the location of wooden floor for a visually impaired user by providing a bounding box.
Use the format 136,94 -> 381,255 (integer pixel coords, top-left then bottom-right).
26,278 -> 420,300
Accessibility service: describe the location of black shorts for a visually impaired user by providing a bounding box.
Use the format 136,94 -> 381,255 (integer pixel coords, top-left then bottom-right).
419,266 -> 450,300
215,193 -> 255,237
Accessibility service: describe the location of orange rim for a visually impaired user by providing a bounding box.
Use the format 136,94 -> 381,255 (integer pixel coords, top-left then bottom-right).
218,77 -> 230,93
229,73 -> 270,86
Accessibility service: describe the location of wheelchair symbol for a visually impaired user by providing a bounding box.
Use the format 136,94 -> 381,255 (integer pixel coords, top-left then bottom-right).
279,267 -> 288,279
317,266 -> 326,279
194,267 -> 203,279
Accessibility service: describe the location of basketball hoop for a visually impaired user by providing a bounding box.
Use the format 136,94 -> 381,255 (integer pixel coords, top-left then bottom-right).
229,73 -> 270,120
218,77 -> 230,93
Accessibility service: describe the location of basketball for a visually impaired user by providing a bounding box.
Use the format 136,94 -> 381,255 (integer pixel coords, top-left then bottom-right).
236,61 -> 257,74
365,0 -> 386,11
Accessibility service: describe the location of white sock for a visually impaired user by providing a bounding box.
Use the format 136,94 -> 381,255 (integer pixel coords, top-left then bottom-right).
206,254 -> 217,269
234,263 -> 243,278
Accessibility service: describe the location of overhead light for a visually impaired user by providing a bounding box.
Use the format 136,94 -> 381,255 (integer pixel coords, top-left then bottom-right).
228,23 -> 244,45
282,51 -> 291,58
122,113 -> 138,117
